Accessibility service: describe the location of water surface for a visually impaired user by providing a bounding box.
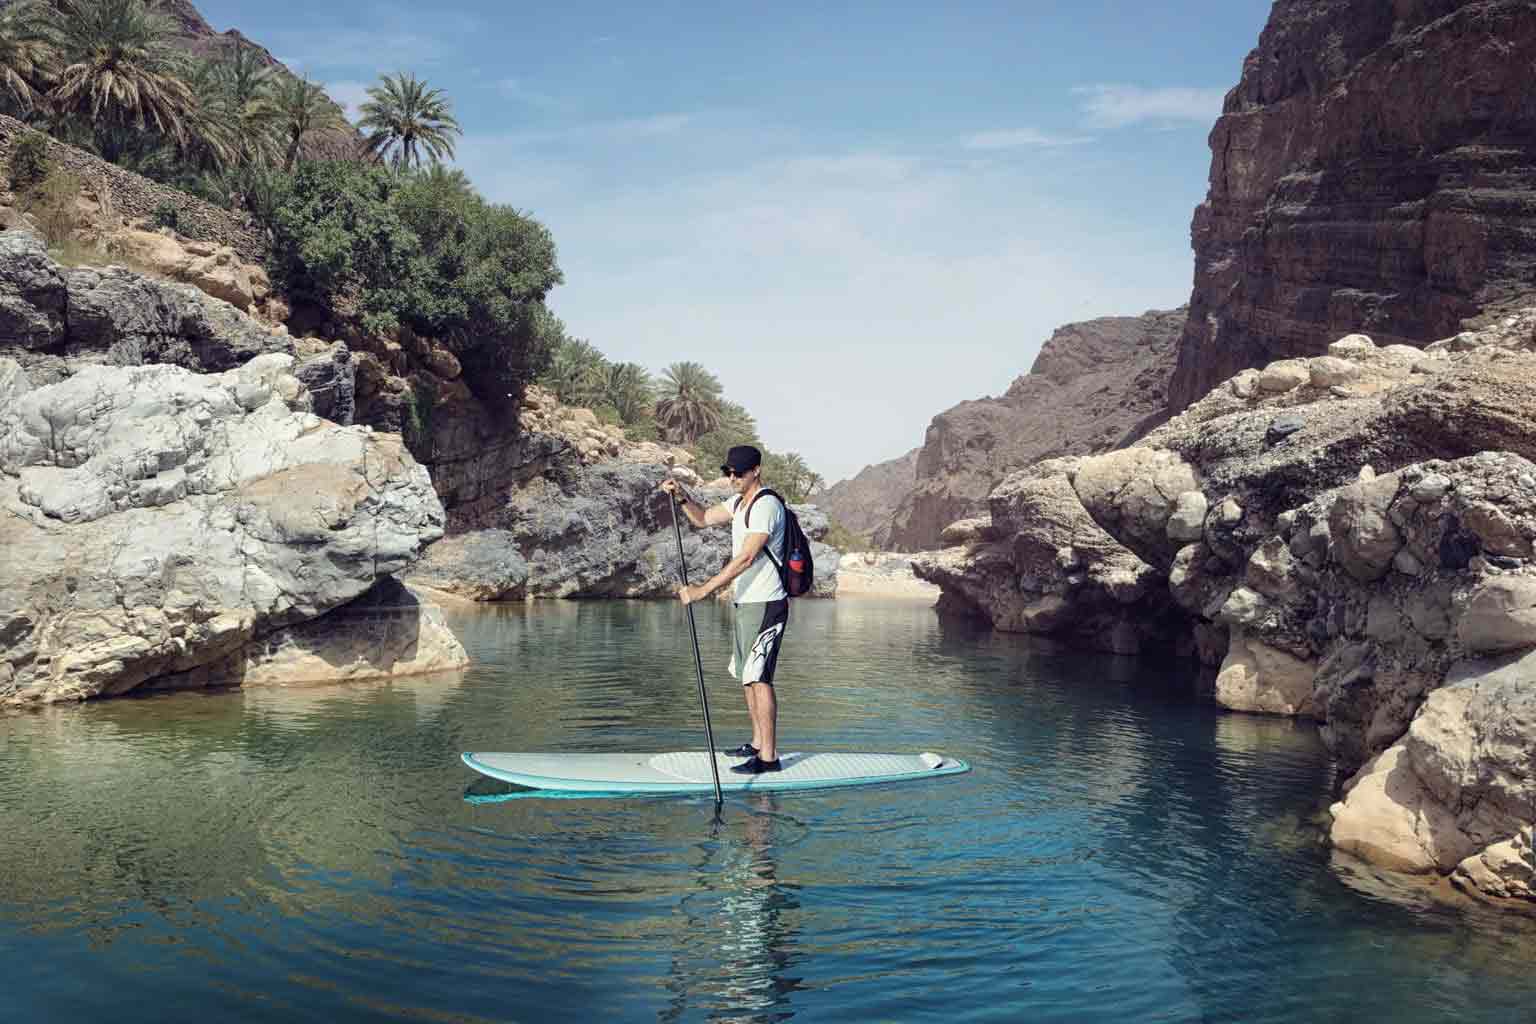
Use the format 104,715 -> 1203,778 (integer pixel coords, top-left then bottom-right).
3,599 -> 1534,1022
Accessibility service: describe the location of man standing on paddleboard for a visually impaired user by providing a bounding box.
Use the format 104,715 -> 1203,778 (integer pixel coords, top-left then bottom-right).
659,445 -> 788,774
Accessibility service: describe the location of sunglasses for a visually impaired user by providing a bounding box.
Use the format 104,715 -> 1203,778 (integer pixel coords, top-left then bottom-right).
722,466 -> 757,479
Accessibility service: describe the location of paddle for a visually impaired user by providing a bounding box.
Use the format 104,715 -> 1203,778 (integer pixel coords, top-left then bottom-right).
668,490 -> 724,805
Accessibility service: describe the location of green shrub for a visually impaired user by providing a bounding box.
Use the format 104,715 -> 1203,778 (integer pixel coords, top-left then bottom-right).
269,161 -> 563,416
149,201 -> 180,232
6,131 -> 50,191
403,380 -> 438,457
19,168 -> 83,247
622,414 -> 662,443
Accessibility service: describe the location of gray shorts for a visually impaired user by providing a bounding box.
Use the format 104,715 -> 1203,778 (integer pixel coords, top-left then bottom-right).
728,599 -> 788,684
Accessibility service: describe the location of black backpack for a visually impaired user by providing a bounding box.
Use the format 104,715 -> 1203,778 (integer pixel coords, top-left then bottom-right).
744,488 -> 815,597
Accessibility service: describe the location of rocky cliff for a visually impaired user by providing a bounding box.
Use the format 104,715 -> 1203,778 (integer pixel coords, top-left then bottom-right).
811,448 -> 917,542
915,313 -> 1536,906
1171,0 -> 1536,413
882,307 -> 1185,551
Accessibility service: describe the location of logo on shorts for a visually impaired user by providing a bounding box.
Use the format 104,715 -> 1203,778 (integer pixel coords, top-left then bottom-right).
749,624 -> 784,661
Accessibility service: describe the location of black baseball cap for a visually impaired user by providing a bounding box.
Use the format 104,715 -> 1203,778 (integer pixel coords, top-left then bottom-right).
721,445 -> 762,476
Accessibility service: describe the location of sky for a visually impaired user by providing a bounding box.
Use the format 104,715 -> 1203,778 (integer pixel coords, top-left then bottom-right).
199,0 -> 1275,484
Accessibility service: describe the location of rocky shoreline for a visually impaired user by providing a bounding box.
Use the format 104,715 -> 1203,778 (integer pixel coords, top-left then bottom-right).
914,315 -> 1536,907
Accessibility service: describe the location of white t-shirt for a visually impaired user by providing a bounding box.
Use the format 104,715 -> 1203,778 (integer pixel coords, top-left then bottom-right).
727,490 -> 787,603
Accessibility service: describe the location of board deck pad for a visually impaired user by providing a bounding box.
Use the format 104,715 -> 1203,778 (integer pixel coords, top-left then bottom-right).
461,750 -> 969,795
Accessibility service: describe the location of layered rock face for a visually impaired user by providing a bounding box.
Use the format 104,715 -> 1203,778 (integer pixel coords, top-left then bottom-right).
916,311 -> 1536,906
1171,0 -> 1536,412
883,308 -> 1185,551
812,448 -> 918,540
0,353 -> 453,708
0,232 -> 294,386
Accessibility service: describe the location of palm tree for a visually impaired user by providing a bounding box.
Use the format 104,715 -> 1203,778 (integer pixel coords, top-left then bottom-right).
601,363 -> 655,426
715,399 -> 757,440
38,0 -> 195,162
270,72 -> 345,171
357,71 -> 461,171
655,361 -> 724,445
543,337 -> 608,409
0,1 -> 52,114
214,39 -> 279,167
414,161 -> 477,200
173,58 -> 239,170
764,451 -> 822,503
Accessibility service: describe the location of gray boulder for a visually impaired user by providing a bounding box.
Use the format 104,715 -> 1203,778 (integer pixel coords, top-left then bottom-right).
0,232 -> 67,349
0,355 -> 445,706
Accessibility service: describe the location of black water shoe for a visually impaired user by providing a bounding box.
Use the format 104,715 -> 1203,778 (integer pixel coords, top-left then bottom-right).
723,743 -> 758,758
730,755 -> 782,775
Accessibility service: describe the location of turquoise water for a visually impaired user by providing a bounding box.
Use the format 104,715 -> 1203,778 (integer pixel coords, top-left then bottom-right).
2,598 -> 1534,1023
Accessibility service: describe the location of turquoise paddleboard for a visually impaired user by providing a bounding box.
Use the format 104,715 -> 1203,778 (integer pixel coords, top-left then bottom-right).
461,750 -> 969,795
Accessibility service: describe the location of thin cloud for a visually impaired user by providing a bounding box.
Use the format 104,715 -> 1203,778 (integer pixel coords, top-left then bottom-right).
962,128 -> 1094,150
257,7 -> 482,76
486,112 -> 698,147
1073,84 -> 1226,128
496,78 -> 569,112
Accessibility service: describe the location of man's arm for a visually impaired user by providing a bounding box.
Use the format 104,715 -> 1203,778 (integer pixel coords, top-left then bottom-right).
681,493 -> 732,528
661,478 -> 731,526
684,530 -> 770,603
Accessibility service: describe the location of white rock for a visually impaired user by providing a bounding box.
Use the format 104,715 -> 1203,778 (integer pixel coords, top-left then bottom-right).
1329,333 -> 1376,358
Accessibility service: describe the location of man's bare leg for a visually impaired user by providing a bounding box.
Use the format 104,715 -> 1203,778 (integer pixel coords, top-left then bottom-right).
743,684 -> 764,752
745,682 -> 777,761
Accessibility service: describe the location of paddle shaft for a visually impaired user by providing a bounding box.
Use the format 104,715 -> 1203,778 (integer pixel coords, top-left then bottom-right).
669,495 -> 723,804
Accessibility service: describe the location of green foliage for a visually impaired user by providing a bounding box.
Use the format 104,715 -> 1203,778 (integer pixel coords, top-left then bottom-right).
403,378 -> 439,457
149,200 -> 179,232
270,161 -> 416,335
622,416 -> 662,443
761,451 -> 823,504
196,162 -> 292,231
6,129 -> 49,190
270,160 -> 563,415
823,519 -> 877,553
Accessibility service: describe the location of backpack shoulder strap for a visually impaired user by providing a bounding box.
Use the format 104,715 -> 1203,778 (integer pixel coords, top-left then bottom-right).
744,488 -> 789,571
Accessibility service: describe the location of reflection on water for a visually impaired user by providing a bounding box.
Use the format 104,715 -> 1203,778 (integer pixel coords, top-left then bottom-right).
3,598 -> 1536,1022
660,795 -> 804,1024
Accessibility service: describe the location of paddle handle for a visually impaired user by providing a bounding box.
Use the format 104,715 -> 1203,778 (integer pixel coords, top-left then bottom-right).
669,493 -> 723,805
